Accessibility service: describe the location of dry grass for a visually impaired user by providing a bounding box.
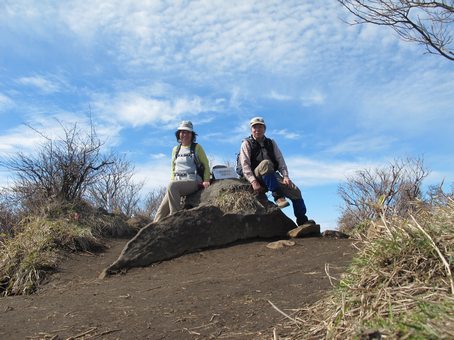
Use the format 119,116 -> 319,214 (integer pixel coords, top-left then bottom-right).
277,197 -> 454,339
0,200 -> 132,296
214,188 -> 264,214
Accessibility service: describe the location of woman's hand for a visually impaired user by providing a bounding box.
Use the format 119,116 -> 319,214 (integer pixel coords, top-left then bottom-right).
202,181 -> 210,189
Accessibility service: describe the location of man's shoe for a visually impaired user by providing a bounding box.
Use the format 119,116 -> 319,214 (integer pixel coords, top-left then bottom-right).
275,197 -> 290,208
296,217 -> 316,226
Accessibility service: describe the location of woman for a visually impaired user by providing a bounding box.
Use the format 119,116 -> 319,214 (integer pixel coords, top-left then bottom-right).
154,120 -> 211,222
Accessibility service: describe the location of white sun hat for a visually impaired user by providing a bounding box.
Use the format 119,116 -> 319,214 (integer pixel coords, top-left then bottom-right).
249,116 -> 266,127
177,120 -> 194,132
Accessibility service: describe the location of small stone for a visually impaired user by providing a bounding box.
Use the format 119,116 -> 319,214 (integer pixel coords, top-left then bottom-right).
266,240 -> 295,249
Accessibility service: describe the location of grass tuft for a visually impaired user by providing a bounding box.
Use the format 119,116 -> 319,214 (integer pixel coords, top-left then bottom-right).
214,188 -> 264,214
0,200 -> 132,296
278,197 -> 454,339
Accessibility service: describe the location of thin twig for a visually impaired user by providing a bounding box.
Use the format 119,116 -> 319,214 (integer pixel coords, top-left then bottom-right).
94,328 -> 121,338
65,326 -> 97,340
268,300 -> 300,325
324,263 -> 336,287
411,215 -> 454,295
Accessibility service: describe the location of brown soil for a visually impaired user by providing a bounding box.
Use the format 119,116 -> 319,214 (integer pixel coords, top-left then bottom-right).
0,237 -> 354,339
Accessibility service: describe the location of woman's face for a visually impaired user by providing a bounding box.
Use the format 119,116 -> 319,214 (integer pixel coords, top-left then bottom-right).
179,130 -> 192,145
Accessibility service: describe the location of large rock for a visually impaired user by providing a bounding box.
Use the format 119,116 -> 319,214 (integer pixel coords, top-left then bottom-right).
100,179 -> 296,277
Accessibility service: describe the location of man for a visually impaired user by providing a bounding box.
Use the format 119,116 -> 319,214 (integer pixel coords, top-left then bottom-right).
238,117 -> 315,226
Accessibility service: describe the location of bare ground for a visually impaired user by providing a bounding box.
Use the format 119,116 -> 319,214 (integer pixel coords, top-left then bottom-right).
0,236 -> 354,339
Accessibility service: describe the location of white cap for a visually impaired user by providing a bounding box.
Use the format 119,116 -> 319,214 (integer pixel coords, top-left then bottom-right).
177,120 -> 194,132
249,116 -> 266,127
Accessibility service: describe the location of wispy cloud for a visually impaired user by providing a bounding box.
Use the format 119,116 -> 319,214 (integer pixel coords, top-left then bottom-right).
355,69 -> 454,133
300,89 -> 326,107
134,156 -> 171,192
269,91 -> 292,101
270,129 -> 300,140
0,126 -> 46,154
0,112 -> 122,155
92,91 -> 220,128
16,75 -> 64,94
325,134 -> 396,155
287,157 -> 380,187
0,93 -> 13,111
35,1 -> 358,78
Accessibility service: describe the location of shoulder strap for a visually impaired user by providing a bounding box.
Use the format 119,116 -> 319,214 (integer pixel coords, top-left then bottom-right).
173,143 -> 182,164
264,137 -> 279,169
173,143 -> 199,164
190,142 -> 200,165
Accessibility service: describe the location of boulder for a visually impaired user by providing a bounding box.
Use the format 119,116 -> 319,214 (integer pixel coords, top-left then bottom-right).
100,179 -> 296,277
288,223 -> 321,238
321,230 -> 350,238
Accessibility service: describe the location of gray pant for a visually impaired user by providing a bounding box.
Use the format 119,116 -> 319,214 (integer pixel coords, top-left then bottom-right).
254,160 -> 302,200
154,179 -> 199,222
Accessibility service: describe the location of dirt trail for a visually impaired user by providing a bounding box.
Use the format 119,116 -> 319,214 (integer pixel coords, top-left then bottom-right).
0,237 -> 354,339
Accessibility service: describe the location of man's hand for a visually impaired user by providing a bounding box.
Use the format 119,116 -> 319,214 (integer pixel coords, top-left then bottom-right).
282,177 -> 292,186
251,180 -> 263,193
202,181 -> 210,189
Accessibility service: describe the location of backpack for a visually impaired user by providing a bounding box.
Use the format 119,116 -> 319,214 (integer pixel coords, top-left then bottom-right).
236,136 -> 278,177
174,142 -> 205,180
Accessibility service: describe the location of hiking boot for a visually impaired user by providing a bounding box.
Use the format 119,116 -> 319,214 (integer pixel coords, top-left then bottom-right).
296,217 -> 316,226
275,197 -> 290,209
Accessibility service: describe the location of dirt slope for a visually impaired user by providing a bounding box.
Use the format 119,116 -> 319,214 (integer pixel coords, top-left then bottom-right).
0,237 -> 354,339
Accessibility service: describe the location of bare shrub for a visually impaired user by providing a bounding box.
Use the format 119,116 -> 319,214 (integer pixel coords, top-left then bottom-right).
137,187 -> 166,220
338,157 -> 429,232
87,154 -> 144,217
0,121 -> 113,213
337,0 -> 454,61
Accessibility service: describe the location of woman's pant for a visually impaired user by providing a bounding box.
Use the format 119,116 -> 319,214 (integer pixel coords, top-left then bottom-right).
154,180 -> 199,222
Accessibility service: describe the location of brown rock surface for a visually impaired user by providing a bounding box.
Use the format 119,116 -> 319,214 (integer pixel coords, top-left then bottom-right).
101,179 -> 297,277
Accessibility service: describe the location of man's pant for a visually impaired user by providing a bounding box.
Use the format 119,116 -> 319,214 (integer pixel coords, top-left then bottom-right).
254,160 -> 307,223
154,180 -> 199,222
254,160 -> 302,200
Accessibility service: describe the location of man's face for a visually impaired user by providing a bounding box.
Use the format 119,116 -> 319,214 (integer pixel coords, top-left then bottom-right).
251,124 -> 265,140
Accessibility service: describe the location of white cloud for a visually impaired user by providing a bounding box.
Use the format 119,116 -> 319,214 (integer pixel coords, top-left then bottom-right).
0,93 -> 13,111
0,112 -> 122,155
133,156 -> 171,192
300,89 -> 326,107
354,69 -> 454,133
16,75 -> 63,94
270,129 -> 300,140
93,90 -> 221,128
269,91 -> 292,101
287,157 -> 379,187
41,1 -> 348,78
0,126 -> 46,154
325,134 -> 396,155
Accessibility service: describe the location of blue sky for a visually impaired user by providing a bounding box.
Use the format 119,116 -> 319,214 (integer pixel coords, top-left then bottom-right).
1,1 -> 453,230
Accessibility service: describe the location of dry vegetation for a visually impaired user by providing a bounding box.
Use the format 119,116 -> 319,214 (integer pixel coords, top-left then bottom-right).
0,121 -> 159,297
1,122 -> 452,339
278,195 -> 454,339
214,187 -> 264,214
0,200 -> 134,296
